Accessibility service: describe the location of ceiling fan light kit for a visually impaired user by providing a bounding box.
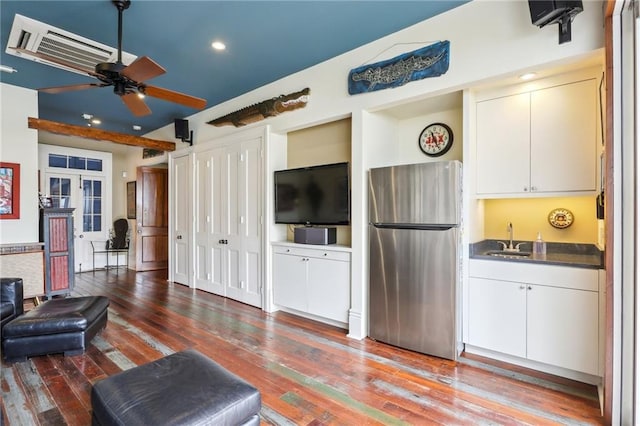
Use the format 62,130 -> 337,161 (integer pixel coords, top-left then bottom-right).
23,0 -> 206,118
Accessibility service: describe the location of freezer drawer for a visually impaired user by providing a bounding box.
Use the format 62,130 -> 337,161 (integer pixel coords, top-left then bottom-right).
369,225 -> 458,360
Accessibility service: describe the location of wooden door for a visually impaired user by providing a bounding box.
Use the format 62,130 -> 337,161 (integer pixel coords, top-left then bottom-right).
136,167 -> 168,271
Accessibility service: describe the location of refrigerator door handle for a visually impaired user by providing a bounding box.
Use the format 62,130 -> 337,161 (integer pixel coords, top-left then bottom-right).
371,223 -> 455,231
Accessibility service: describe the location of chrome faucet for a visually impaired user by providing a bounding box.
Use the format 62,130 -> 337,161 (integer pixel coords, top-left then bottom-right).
498,222 -> 520,252
508,222 -> 514,250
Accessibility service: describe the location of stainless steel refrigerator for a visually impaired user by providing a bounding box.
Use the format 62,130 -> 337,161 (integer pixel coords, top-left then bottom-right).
368,160 -> 462,360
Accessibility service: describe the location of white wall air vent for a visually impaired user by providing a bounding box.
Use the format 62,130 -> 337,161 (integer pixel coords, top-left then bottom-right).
5,14 -> 137,75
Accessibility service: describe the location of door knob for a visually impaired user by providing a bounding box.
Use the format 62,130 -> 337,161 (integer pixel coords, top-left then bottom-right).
177,235 -> 182,240
79,234 -> 84,239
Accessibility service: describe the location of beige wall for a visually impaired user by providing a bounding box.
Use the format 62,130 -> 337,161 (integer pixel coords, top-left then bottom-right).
483,196 -> 598,244
285,118 -> 352,246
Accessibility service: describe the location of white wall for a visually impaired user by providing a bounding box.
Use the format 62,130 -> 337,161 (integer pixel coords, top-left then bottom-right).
147,0 -> 605,340
0,83 -> 39,244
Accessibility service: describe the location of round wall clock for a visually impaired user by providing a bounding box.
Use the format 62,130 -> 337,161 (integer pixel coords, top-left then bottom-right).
418,123 -> 453,157
548,208 -> 574,229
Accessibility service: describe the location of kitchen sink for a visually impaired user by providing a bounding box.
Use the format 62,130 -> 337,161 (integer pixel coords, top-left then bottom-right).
485,250 -> 532,259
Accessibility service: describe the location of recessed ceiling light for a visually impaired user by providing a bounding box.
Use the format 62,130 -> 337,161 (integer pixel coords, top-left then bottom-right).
211,41 -> 226,51
137,93 -> 145,99
519,72 -> 537,81
132,125 -> 142,131
91,119 -> 101,125
82,113 -> 93,120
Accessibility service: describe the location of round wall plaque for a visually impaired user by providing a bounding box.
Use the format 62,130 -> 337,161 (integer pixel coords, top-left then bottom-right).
548,208 -> 574,229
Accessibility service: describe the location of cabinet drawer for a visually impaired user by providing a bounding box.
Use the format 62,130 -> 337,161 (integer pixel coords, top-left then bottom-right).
273,245 -> 350,262
469,259 -> 598,292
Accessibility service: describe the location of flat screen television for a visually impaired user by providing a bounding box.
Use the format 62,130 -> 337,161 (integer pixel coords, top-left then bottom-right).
274,162 -> 350,225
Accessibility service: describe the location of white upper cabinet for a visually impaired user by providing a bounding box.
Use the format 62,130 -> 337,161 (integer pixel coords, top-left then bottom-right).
530,79 -> 598,193
476,76 -> 598,197
476,93 -> 530,195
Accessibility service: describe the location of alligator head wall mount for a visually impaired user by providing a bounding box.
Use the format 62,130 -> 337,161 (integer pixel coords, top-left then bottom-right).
207,88 -> 310,128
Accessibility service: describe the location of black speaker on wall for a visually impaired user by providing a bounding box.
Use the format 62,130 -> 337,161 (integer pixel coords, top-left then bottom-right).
528,0 -> 583,44
174,118 -> 193,145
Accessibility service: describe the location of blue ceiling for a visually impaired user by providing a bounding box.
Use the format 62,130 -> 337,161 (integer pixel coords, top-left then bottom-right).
1,1 -> 466,136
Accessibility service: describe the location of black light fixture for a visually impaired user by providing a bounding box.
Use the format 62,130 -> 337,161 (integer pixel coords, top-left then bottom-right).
174,118 -> 193,145
528,0 -> 583,44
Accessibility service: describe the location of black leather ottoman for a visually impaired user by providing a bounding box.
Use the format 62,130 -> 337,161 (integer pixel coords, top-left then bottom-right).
2,296 -> 109,362
91,349 -> 261,426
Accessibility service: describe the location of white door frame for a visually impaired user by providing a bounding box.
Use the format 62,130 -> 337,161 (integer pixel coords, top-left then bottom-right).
39,145 -> 113,273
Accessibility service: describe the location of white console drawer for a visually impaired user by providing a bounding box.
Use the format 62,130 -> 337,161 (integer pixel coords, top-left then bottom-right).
273,244 -> 350,262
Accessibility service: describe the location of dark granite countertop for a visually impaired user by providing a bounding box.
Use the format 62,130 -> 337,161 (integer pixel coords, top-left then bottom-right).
470,239 -> 604,269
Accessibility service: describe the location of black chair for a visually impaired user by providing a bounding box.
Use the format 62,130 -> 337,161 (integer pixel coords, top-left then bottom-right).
91,218 -> 130,272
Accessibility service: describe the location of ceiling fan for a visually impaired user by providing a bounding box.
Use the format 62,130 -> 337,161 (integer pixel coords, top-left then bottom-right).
10,0 -> 206,117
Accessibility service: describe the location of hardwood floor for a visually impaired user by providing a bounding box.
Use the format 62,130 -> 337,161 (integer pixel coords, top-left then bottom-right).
2,269 -> 604,425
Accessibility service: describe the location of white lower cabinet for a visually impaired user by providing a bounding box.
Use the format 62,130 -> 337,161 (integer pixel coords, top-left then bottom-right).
273,243 -> 350,324
467,260 -> 600,376
468,277 -> 527,358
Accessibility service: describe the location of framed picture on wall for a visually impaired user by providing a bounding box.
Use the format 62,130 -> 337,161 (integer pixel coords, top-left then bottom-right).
0,162 -> 20,219
126,181 -> 136,219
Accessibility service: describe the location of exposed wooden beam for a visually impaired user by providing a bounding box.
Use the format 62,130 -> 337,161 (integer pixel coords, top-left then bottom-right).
28,117 -> 176,152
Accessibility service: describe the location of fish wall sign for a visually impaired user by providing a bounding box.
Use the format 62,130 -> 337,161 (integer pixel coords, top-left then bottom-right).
348,40 -> 450,95
208,88 -> 310,127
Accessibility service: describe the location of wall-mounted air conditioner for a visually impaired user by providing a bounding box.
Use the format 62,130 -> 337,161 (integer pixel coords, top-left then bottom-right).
5,14 -> 137,75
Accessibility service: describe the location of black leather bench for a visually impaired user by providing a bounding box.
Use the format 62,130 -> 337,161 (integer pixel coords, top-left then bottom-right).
2,296 -> 109,362
91,349 -> 261,426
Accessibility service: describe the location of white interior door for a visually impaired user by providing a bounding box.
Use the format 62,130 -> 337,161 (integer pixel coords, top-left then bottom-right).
172,154 -> 191,285
46,173 -> 107,272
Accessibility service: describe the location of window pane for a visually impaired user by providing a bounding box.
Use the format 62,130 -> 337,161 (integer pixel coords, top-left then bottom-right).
83,180 -> 92,197
49,154 -> 67,168
61,178 -> 71,196
93,181 -> 102,197
50,178 -> 60,196
93,215 -> 101,231
84,198 -> 92,214
93,199 -> 101,214
87,159 -> 102,171
83,215 -> 91,232
69,156 -> 86,170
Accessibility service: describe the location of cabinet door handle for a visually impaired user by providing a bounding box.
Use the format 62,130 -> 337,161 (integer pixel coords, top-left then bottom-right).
177,235 -> 182,240
531,186 -> 537,191
519,285 -> 525,290
527,285 -> 533,290
523,187 -> 529,192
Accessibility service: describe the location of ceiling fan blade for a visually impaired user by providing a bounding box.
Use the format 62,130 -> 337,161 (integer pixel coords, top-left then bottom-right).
121,56 -> 166,83
9,47 -> 99,77
121,92 -> 152,117
39,83 -> 108,94
142,85 -> 207,110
